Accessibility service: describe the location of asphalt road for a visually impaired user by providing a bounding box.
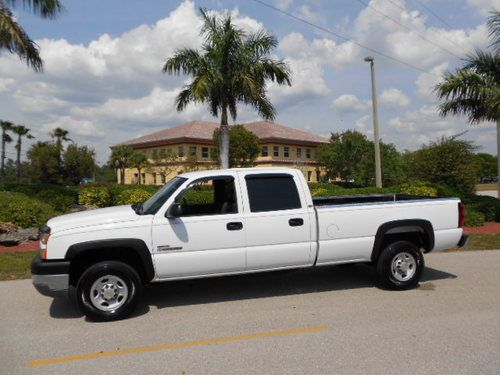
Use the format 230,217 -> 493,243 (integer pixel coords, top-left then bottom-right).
1,250 -> 499,375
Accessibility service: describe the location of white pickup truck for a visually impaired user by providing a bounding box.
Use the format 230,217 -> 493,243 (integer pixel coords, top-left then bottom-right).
32,168 -> 468,321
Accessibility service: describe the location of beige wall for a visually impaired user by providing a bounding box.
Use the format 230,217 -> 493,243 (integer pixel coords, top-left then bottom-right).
120,141 -> 325,185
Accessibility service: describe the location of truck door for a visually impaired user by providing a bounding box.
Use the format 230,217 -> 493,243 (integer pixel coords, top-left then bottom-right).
152,175 -> 246,279
240,172 -> 314,270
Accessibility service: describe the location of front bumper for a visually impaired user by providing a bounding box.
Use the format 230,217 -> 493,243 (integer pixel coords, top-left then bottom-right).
457,233 -> 469,248
31,254 -> 70,297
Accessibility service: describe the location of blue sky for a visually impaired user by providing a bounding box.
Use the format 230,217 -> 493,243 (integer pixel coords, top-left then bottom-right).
0,0 -> 498,164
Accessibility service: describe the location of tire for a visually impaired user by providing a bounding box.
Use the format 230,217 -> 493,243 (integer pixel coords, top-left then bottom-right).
76,261 -> 142,321
376,241 -> 424,290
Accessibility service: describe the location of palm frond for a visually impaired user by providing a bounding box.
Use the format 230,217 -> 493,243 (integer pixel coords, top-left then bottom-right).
0,3 -> 42,71
162,48 -> 205,76
5,0 -> 63,19
487,11 -> 500,53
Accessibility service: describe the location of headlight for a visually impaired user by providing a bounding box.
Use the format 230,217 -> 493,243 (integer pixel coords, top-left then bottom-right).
39,225 -> 51,245
39,226 -> 51,259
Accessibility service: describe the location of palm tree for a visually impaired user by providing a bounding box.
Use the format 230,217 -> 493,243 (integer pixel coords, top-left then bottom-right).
109,145 -> 135,184
1,120 -> 13,179
130,152 -> 149,185
12,124 -> 34,183
50,127 -> 71,161
163,8 -> 291,169
0,0 -> 63,71
435,12 -> 500,196
488,11 -> 500,53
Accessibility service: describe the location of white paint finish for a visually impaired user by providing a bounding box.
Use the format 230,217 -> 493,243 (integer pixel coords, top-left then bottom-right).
316,236 -> 375,264
433,229 -> 463,251
152,213 -> 246,279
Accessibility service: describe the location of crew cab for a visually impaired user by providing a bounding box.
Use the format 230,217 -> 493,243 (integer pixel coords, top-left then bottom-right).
32,168 -> 468,321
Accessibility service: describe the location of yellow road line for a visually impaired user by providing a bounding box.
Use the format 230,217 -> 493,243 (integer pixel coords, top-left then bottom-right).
29,325 -> 327,368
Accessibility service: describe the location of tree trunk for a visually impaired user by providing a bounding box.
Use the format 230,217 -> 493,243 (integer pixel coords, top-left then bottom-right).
137,168 -> 141,185
1,129 -> 5,179
219,107 -> 230,169
16,136 -> 21,184
497,119 -> 499,198
121,168 -> 125,185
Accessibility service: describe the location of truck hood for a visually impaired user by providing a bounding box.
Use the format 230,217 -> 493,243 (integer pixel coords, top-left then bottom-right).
47,205 -> 140,233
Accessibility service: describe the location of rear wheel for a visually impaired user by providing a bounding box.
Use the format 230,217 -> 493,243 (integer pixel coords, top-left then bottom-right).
76,261 -> 142,321
376,241 -> 424,289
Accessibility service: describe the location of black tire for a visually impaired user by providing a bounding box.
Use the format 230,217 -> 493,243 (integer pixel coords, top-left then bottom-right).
76,261 -> 142,321
376,241 -> 424,290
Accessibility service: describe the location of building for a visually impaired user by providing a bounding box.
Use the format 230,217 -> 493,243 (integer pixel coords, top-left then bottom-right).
114,120 -> 329,184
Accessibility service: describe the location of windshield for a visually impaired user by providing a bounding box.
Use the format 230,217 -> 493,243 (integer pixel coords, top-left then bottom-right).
140,176 -> 187,215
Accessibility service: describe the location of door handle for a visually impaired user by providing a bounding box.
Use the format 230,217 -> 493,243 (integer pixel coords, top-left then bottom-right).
227,222 -> 243,231
289,218 -> 304,227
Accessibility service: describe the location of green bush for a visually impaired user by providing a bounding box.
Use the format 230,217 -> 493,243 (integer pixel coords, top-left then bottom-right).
0,191 -> 57,228
78,187 -> 111,207
463,195 -> 500,222
399,182 -> 437,197
108,184 -> 159,205
115,188 -> 155,205
465,209 -> 485,227
0,183 -> 79,212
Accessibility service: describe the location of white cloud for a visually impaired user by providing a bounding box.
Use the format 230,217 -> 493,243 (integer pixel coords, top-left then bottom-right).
379,88 -> 410,108
0,78 -> 14,92
467,0 -> 500,16
275,0 -> 293,10
296,5 -> 320,23
332,94 -> 371,113
414,63 -> 448,101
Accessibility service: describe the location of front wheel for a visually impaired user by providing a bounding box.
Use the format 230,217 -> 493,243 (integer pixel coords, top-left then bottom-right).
76,261 -> 142,321
376,241 -> 424,290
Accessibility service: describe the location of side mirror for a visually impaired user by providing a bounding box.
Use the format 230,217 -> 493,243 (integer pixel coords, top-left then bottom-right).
166,202 -> 183,218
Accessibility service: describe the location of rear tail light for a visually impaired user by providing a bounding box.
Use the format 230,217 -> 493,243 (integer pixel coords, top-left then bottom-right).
458,202 -> 466,228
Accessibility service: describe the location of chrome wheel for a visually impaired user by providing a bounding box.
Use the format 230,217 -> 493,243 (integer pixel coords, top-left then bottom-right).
89,275 -> 129,312
391,252 -> 416,282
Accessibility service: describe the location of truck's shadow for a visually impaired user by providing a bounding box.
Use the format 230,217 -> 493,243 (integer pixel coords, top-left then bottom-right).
48,264 -> 456,320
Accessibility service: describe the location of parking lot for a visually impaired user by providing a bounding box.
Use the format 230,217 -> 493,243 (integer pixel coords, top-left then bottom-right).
1,250 -> 499,374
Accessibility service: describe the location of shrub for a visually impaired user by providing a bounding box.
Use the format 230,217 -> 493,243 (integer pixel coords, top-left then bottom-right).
463,195 -> 500,222
0,191 -> 57,228
108,184 -> 159,205
0,183 -> 79,212
78,187 -> 111,207
399,182 -> 437,197
115,188 -> 155,205
465,209 -> 485,227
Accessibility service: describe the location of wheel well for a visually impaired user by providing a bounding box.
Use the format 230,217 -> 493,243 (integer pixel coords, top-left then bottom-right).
69,247 -> 148,287
371,220 -> 434,262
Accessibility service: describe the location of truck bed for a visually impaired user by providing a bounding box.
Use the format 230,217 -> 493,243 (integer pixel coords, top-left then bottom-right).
312,194 -> 446,207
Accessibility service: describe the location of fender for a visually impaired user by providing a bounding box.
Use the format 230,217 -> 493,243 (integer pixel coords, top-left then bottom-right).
65,238 -> 155,281
371,219 -> 434,262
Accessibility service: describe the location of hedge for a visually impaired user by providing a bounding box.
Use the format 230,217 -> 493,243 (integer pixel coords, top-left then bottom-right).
0,191 -> 57,228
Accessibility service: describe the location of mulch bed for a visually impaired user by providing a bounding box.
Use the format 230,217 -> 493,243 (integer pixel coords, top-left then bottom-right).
0,222 -> 498,254
464,222 -> 500,235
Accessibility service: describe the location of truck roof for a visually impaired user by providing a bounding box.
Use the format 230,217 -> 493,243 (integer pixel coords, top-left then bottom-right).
178,167 -> 298,180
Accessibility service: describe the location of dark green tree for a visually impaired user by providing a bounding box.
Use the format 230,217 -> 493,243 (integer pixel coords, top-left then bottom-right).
26,141 -> 60,183
109,145 -> 135,184
12,124 -> 34,183
163,8 -> 291,169
1,120 -> 13,179
63,144 -> 97,185
0,0 -> 63,71
410,135 -> 479,195
212,125 -> 260,167
475,152 -> 497,180
130,152 -> 149,184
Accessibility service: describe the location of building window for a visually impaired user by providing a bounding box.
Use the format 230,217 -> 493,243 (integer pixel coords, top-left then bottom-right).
307,171 -> 312,181
306,148 -> 311,159
284,147 -> 289,158
202,147 -> 209,158
178,146 -> 184,157
134,173 -> 139,184
141,173 -> 146,184
190,146 -> 197,156
261,146 -> 268,157
159,148 -> 166,158
161,174 -> 166,184
297,148 -> 302,158
153,173 -> 157,185
316,170 -> 321,182
273,146 -> 279,157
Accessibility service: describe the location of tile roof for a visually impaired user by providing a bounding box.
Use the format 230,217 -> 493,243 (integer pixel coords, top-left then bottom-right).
115,120 -> 329,148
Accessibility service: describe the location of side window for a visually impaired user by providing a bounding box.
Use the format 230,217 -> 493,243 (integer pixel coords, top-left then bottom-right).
175,177 -> 238,216
245,174 -> 301,212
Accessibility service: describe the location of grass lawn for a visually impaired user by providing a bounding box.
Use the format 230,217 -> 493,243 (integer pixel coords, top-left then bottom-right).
1,235 -> 499,281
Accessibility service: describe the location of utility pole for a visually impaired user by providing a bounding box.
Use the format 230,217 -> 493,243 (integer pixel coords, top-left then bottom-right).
364,56 -> 382,188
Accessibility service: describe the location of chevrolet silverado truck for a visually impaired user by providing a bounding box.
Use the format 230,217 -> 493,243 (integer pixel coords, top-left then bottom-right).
32,168 -> 468,321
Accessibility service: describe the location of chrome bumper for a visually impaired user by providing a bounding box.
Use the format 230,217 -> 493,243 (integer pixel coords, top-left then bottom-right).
32,274 -> 69,297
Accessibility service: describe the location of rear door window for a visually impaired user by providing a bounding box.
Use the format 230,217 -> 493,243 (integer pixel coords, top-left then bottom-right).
245,174 -> 301,212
